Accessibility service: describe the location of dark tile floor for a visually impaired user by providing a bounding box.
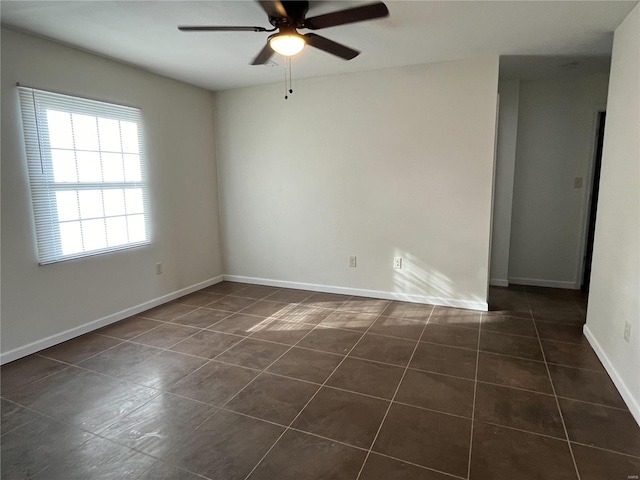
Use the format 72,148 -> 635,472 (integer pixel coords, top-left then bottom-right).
2,283 -> 639,479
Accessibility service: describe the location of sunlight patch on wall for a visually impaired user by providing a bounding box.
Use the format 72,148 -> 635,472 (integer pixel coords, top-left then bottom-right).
391,249 -> 486,306
392,249 -> 455,299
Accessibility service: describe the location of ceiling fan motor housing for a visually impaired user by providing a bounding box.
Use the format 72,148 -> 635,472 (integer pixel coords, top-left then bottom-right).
269,1 -> 309,27
179,1 -> 390,64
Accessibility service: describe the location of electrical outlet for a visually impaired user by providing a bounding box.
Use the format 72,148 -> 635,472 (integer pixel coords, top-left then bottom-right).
393,257 -> 402,269
155,262 -> 163,275
624,321 -> 632,343
349,256 -> 357,268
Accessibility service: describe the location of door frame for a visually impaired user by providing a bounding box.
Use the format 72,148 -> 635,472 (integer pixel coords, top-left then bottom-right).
575,105 -> 607,289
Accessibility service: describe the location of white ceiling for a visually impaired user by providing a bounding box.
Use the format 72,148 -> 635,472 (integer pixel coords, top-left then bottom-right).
1,1 -> 637,91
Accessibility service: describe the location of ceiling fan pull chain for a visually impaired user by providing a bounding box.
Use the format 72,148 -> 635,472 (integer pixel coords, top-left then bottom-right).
284,56 -> 293,100
289,57 -> 293,96
284,57 -> 288,99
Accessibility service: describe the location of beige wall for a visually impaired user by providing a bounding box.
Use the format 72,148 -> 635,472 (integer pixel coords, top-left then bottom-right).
509,73 -> 609,288
490,79 -> 520,286
216,57 -> 500,309
585,4 -> 640,423
1,28 -> 223,358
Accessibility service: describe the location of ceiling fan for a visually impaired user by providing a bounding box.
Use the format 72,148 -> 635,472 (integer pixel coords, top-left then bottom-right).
178,1 -> 389,65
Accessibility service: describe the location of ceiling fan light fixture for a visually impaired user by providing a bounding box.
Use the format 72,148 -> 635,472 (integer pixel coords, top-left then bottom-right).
269,33 -> 306,57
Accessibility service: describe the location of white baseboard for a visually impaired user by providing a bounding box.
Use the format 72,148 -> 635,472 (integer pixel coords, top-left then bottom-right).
508,277 -> 578,290
2,272 -> 489,365
0,275 -> 224,365
583,325 -> 640,427
489,278 -> 509,287
224,275 -> 488,312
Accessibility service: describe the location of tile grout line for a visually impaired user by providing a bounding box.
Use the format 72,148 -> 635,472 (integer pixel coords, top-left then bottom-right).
237,301 -> 386,479
118,302 -> 229,353
97,420 -> 216,480
111,291 -> 296,480
26,330 -> 444,469
466,311 -> 483,480
157,402 -> 467,480
212,302 -> 351,412
31,328 -> 621,431
68,347 -> 633,448
354,305 -> 436,480
139,284 -> 281,329
210,402 -> 469,480
568,440 -> 640,460
2,361 -> 76,397
284,422 -> 467,480
473,419 -> 575,443
90,426 -> 215,480
57,298 -> 279,440
262,289 -> 315,304
54,293 -> 483,368
369,451 -> 467,480
553,395 -> 630,412
142,295 -> 279,394
0,397 -> 45,438
524,288 -> 582,480
3,291 -> 417,479
172,299 -> 479,339
1,395 -> 156,480
6,287 -> 624,480
240,299 -> 407,480
133,460 -> 211,480
33,306 -> 376,408
30,321 -> 627,424
153,297 -> 362,478
13,353 -> 620,456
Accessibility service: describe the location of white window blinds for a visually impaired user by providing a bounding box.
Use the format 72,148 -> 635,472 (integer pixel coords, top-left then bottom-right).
18,86 -> 150,264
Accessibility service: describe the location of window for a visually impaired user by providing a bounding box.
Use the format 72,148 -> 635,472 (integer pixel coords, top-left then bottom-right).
18,87 -> 150,264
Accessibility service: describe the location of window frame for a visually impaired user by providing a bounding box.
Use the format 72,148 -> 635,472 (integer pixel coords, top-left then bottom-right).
18,86 -> 151,265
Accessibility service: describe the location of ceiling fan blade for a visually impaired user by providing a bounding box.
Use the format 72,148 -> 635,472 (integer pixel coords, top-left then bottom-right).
257,1 -> 288,18
304,2 -> 389,30
178,25 -> 271,32
303,33 -> 359,60
251,42 -> 275,65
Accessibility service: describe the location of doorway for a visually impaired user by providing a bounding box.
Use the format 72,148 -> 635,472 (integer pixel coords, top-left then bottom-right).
582,111 -> 606,292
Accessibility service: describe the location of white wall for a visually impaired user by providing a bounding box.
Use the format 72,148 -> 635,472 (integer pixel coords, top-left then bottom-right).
508,73 -> 609,288
490,80 -> 520,286
585,4 -> 640,423
1,28 -> 223,359
216,58 -> 500,310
